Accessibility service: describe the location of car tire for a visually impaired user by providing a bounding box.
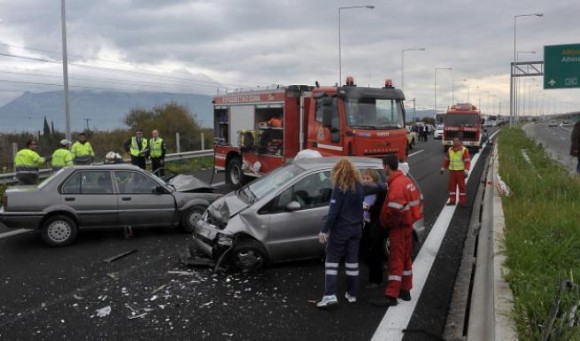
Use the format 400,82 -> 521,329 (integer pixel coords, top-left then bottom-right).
40,215 -> 78,247
181,205 -> 207,233
226,157 -> 246,189
232,239 -> 267,271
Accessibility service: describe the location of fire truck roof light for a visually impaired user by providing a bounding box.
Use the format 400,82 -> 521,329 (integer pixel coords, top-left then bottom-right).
345,76 -> 355,86
384,79 -> 394,88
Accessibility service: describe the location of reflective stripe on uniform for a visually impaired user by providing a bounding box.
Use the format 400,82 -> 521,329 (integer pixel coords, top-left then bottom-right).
325,262 -> 339,268
387,202 -> 405,209
403,270 -> 412,276
346,270 -> 359,276
325,270 -> 338,275
388,275 -> 402,281
409,200 -> 421,207
345,262 -> 358,269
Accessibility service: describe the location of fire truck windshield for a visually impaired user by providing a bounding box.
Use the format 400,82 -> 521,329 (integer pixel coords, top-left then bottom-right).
345,98 -> 404,129
445,114 -> 479,127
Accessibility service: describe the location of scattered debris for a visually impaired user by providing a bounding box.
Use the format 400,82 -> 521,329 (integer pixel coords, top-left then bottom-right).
107,272 -> 120,280
96,306 -> 111,318
307,300 -> 318,304
103,249 -> 138,264
167,271 -> 194,276
125,303 -> 138,314
128,313 -> 147,320
73,294 -> 84,300
495,174 -> 511,197
150,295 -> 158,302
152,285 -> 167,294
199,301 -> 214,308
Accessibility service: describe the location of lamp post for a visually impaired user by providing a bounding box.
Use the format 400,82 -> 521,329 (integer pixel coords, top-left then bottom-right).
338,5 -> 375,85
434,67 -> 452,113
401,47 -> 425,93
451,78 -> 467,104
61,0 -> 71,140
511,13 -> 543,127
479,90 -> 489,113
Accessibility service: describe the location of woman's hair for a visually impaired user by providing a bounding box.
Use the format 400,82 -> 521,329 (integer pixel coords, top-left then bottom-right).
331,159 -> 361,192
361,168 -> 379,183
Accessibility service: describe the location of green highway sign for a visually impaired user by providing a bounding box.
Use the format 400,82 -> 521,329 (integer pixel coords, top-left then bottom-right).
544,44 -> 580,89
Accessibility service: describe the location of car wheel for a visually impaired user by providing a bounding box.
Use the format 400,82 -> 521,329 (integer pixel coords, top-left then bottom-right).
226,157 -> 245,189
181,205 -> 207,233
232,239 -> 267,271
41,215 -> 78,247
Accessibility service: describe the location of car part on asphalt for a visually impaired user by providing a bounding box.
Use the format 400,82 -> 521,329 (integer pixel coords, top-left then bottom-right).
103,249 -> 138,264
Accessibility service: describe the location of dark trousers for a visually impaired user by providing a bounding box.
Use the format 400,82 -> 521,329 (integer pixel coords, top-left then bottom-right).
16,173 -> 38,185
360,221 -> 386,284
324,225 -> 362,297
151,157 -> 164,177
131,156 -> 146,170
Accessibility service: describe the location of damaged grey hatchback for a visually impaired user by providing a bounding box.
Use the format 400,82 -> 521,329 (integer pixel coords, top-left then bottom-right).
192,157 -> 424,271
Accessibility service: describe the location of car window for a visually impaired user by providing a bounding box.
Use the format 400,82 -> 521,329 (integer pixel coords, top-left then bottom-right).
61,171 -> 114,194
115,171 -> 158,194
274,171 -> 332,212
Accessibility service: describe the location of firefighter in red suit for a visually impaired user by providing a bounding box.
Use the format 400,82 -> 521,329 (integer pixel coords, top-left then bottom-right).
371,155 -> 414,307
441,137 -> 471,206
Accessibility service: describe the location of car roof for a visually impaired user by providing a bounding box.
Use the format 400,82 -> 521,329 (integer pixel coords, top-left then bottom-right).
61,164 -> 144,172
293,156 -> 383,171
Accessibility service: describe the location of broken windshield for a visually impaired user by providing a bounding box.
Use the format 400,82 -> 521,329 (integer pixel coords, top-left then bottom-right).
345,98 -> 404,129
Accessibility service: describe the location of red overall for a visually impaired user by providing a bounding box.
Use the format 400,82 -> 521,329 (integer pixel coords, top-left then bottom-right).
380,170 -> 414,299
442,146 -> 471,205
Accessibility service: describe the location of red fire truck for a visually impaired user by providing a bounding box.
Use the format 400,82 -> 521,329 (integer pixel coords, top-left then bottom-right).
212,78 -> 408,187
442,103 -> 484,153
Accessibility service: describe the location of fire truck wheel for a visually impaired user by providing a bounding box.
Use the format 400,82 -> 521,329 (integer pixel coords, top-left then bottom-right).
226,157 -> 246,189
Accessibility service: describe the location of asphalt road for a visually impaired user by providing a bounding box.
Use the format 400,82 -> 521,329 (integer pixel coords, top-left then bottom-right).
524,122 -> 577,174
0,135 -> 494,341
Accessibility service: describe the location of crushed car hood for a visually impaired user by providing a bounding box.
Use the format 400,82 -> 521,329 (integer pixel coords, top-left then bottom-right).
211,191 -> 250,220
168,174 -> 216,193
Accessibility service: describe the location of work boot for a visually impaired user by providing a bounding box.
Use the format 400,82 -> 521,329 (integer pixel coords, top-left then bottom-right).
316,295 -> 338,309
399,290 -> 411,301
370,296 -> 398,307
344,292 -> 357,303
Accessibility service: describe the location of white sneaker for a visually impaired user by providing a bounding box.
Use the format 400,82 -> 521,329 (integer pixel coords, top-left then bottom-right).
316,295 -> 338,308
344,293 -> 357,303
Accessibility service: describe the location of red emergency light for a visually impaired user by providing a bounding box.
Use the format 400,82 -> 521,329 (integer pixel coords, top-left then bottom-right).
345,76 -> 355,86
384,79 -> 394,88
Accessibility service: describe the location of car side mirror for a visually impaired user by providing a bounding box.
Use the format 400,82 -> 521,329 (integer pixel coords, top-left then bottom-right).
285,201 -> 301,212
154,185 -> 167,194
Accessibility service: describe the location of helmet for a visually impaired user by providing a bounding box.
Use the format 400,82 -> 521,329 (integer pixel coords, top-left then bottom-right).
105,151 -> 117,163
60,139 -> 71,146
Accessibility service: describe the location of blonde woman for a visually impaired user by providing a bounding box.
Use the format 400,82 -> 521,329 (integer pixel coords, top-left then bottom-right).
317,159 -> 364,308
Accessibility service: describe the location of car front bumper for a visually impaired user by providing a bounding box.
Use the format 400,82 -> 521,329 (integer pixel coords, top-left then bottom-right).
192,219 -> 233,259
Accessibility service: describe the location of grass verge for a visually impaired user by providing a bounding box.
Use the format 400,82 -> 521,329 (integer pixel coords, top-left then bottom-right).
499,127 -> 580,340
164,156 -> 214,174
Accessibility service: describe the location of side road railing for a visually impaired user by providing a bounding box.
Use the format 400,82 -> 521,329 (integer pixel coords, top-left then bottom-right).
0,149 -> 214,185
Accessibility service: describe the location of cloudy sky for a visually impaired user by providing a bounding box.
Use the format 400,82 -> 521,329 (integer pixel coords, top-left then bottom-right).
0,0 -> 579,119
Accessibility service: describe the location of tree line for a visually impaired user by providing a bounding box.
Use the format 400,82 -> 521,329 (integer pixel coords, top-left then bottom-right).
0,102 -> 213,171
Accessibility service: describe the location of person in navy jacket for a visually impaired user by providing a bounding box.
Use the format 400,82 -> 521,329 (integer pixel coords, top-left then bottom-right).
317,159 -> 364,308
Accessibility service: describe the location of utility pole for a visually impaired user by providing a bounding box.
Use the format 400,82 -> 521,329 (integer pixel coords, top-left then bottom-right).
83,118 -> 91,131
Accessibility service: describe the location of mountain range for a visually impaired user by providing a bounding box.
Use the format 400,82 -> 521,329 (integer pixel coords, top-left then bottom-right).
0,90 -> 213,133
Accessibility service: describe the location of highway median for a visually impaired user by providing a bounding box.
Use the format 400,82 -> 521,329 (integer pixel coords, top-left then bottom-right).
498,127 -> 580,340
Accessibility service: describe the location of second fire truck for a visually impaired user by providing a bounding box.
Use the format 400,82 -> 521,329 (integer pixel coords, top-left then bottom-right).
442,103 -> 484,153
212,77 -> 409,187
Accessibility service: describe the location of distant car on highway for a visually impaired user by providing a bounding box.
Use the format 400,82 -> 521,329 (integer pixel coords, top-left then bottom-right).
434,125 -> 444,139
548,120 -> 558,127
191,157 -> 425,271
0,165 -> 221,246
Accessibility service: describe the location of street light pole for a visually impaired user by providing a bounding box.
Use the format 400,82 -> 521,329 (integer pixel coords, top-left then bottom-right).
401,47 -> 425,93
338,5 -> 375,85
61,0 -> 71,140
516,50 -> 536,118
434,67 -> 452,113
511,13 -> 543,127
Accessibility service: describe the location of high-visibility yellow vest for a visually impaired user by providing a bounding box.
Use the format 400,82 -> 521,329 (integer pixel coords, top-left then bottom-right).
71,141 -> 94,158
130,137 -> 148,157
51,148 -> 74,169
448,147 -> 467,171
14,149 -> 45,174
149,137 -> 164,158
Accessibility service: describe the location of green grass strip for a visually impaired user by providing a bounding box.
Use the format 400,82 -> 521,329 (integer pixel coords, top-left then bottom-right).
498,127 -> 580,340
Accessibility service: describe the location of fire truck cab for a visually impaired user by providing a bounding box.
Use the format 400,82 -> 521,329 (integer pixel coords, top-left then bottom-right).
442,103 -> 483,153
212,79 -> 408,187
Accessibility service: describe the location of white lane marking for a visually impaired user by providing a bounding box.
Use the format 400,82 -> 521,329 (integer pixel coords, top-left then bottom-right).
211,181 -> 225,187
371,130 -> 500,341
0,229 -> 31,240
408,150 -> 424,157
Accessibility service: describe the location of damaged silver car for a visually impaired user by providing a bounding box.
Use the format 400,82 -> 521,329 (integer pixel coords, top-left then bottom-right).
192,157 -> 425,271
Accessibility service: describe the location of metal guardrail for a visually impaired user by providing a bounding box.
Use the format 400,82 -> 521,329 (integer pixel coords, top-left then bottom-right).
0,149 -> 214,185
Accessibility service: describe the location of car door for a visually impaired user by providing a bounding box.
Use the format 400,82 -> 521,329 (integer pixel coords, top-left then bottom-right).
60,170 -> 118,227
114,170 -> 176,227
263,170 -> 333,261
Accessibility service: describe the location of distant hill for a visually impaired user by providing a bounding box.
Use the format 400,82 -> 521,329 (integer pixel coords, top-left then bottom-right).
0,90 -> 213,132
